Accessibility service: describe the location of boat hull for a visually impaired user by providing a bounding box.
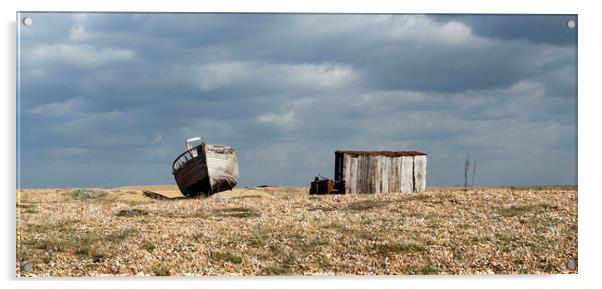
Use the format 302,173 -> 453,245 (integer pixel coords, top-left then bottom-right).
173,143 -> 239,197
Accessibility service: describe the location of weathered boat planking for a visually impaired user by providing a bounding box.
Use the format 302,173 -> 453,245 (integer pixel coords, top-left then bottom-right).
172,138 -> 239,197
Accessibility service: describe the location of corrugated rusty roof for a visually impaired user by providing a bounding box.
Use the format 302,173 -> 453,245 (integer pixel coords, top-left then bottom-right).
335,150 -> 427,157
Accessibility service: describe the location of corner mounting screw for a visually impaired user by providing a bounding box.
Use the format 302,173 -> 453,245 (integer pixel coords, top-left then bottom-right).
567,20 -> 576,29
22,17 -> 33,27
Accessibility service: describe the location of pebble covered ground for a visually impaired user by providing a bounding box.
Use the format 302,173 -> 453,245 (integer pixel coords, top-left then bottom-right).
16,185 -> 577,276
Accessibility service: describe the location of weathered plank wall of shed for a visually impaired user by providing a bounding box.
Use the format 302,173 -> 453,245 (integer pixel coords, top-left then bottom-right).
362,155 -> 370,193
343,154 -> 351,194
400,156 -> 414,193
381,156 -> 389,194
339,153 -> 425,194
370,156 -> 379,194
414,155 -> 427,193
349,155 -> 358,194
388,157 -> 400,193
358,155 -> 369,193
353,155 -> 360,193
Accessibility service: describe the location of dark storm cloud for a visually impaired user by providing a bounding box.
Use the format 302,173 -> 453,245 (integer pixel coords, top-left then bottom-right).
17,13 -> 577,188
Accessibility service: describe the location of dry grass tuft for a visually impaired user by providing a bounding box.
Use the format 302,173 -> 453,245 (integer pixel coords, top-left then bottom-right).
116,209 -> 149,217
210,251 -> 243,264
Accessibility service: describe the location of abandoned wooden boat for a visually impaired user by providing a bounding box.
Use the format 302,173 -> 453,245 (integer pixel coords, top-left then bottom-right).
172,137 -> 239,197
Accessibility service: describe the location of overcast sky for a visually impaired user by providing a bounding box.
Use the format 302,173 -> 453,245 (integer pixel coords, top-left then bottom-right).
17,13 -> 577,188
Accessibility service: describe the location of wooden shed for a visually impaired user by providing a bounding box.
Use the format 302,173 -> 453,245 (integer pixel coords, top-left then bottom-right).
334,150 -> 427,194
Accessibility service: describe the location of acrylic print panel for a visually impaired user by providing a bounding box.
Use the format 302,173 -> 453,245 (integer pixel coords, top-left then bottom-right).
16,12 -> 577,276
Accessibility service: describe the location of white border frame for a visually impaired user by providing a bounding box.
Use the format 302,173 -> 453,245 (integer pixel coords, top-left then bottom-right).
2,1 -> 599,289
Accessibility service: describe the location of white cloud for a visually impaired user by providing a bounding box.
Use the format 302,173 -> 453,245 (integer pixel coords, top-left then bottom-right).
508,80 -> 546,97
68,13 -> 99,41
283,15 -> 488,49
55,110 -> 123,135
283,63 -> 356,89
191,62 -> 247,91
28,97 -> 86,117
257,111 -> 296,129
380,15 -> 479,45
353,90 -> 431,108
48,147 -> 89,158
188,62 -> 357,92
69,25 -> 89,41
177,118 -> 237,140
28,44 -> 134,66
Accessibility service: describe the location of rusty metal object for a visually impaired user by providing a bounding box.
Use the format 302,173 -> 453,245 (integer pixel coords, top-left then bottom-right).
309,177 -> 345,195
